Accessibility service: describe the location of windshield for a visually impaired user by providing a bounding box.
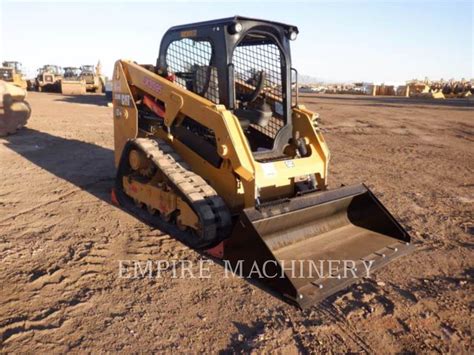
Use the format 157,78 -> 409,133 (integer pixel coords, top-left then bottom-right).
64,68 -> 81,77
2,62 -> 21,72
81,65 -> 94,73
43,65 -> 61,75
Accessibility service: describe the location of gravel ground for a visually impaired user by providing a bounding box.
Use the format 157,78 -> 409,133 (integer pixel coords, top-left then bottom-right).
0,92 -> 472,352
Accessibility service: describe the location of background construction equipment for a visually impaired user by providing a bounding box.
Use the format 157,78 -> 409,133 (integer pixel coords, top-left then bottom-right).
0,61 -> 28,90
61,67 -> 87,95
79,64 -> 105,93
34,65 -> 63,92
0,80 -> 31,136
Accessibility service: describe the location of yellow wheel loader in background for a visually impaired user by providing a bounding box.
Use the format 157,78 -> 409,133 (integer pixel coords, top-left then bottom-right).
0,80 -> 31,136
61,67 -> 87,95
112,17 -> 413,308
0,61 -> 28,90
35,65 -> 63,92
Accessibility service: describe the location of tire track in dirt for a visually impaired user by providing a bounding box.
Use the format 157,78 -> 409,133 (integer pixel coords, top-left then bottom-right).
0,177 -> 114,224
2,93 -> 473,352
1,211 -> 119,347
1,292 -> 95,344
319,299 -> 374,353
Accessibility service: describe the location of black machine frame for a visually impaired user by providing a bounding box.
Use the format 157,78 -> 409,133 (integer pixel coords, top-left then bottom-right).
156,16 -> 299,159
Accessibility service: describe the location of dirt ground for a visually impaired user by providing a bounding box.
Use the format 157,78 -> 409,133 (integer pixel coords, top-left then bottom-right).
0,92 -> 472,353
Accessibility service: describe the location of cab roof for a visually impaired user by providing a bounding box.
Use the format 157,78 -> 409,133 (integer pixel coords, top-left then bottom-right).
167,15 -> 298,34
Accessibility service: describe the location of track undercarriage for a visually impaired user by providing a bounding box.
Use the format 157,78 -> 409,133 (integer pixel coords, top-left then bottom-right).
115,138 -> 232,249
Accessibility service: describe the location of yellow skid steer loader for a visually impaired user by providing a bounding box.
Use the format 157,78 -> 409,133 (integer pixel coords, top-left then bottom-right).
112,17 -> 413,308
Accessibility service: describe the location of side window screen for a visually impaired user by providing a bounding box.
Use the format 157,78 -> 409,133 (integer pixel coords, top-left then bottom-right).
166,38 -> 219,103
233,40 -> 284,141
233,43 -> 283,102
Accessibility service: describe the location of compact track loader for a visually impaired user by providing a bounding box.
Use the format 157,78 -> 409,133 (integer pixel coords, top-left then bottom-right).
0,80 -> 31,136
112,17 -> 413,308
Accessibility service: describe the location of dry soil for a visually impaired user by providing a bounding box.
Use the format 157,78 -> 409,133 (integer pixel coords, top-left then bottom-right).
0,92 -> 472,352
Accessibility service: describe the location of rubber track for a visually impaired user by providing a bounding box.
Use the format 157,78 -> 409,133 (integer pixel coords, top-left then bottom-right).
131,138 -> 232,245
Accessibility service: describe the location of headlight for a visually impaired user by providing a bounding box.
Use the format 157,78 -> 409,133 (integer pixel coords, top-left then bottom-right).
229,22 -> 242,34
289,30 -> 298,41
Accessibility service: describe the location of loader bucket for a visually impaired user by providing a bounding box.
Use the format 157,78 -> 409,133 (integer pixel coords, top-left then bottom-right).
61,80 -> 86,95
223,184 -> 413,308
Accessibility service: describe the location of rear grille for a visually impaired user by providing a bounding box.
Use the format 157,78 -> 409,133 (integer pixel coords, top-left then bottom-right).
45,75 -> 53,83
83,75 -> 94,84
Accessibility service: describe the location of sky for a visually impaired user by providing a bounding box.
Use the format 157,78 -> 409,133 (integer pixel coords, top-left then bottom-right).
0,0 -> 472,84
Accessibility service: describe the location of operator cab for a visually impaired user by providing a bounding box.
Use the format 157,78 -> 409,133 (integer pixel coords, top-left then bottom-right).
39,65 -> 62,75
64,67 -> 82,79
2,61 -> 23,73
156,16 -> 299,160
80,65 -> 95,74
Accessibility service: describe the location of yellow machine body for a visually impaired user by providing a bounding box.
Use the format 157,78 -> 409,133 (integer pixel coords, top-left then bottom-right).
113,61 -> 329,210
61,79 -> 87,95
112,17 -> 412,307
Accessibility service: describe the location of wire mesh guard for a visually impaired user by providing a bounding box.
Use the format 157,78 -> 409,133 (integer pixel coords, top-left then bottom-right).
166,38 -> 220,103
233,42 -> 285,139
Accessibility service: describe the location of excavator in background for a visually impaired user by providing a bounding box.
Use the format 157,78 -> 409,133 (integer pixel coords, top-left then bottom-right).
112,17 -> 413,308
0,61 -> 28,90
34,65 -> 63,92
0,80 -> 31,136
61,67 -> 87,95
